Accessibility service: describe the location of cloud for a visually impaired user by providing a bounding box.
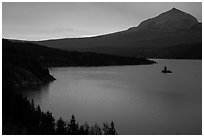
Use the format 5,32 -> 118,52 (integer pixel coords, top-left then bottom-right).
3,26 -> 99,40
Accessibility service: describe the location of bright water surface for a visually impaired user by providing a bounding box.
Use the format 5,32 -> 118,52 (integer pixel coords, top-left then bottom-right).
22,59 -> 202,135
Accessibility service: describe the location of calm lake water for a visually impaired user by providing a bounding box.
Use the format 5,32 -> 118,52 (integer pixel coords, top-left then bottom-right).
22,59 -> 202,135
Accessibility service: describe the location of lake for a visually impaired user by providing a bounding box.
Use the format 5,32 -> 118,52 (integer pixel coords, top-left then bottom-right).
21,59 -> 202,135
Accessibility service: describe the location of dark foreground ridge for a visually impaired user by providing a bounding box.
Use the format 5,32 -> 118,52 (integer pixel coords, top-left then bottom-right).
2,38 -> 155,135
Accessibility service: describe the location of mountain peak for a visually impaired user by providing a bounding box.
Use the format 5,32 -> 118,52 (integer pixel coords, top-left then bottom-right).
166,7 -> 187,15
135,8 -> 199,31
170,7 -> 180,12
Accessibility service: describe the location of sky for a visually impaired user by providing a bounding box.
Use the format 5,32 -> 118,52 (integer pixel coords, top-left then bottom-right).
2,2 -> 202,41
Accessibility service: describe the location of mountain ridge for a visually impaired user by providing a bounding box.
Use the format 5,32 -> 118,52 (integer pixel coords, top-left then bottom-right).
30,8 -> 202,59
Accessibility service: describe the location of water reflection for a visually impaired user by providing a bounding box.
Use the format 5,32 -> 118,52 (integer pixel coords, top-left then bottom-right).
20,82 -> 54,105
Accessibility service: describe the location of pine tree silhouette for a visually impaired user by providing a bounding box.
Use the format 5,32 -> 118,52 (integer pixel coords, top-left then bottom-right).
56,117 -> 67,134
110,121 -> 117,135
68,115 -> 79,134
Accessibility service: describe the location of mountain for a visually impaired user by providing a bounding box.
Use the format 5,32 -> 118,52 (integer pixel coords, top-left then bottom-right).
133,8 -> 199,31
34,8 -> 202,59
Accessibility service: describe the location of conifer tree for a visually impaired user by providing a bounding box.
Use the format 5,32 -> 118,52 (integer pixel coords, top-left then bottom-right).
56,117 -> 67,134
68,115 -> 79,134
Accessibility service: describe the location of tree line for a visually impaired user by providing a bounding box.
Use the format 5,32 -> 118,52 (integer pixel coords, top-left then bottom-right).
3,93 -> 117,135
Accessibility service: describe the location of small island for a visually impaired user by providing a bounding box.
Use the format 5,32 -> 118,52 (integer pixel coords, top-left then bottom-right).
162,66 -> 173,73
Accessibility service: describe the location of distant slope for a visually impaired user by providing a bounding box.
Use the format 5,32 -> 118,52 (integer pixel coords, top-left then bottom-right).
34,8 -> 202,59
3,39 -> 155,68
